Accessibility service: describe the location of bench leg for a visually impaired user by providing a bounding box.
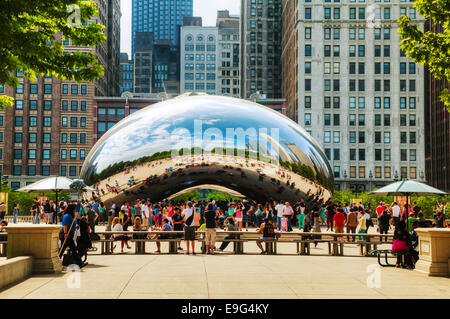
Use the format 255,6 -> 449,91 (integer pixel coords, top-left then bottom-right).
340,242 -> 344,256
296,242 -> 299,254
328,242 -> 332,255
169,241 -> 178,254
306,242 -> 310,255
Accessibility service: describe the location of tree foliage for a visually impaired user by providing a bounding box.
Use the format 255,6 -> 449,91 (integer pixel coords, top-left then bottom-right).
0,0 -> 106,109
398,0 -> 450,111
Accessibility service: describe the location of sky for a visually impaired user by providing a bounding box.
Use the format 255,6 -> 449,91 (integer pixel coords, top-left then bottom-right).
120,0 -> 241,56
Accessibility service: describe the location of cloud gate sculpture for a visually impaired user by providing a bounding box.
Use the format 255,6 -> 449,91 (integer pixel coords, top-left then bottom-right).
80,94 -> 334,205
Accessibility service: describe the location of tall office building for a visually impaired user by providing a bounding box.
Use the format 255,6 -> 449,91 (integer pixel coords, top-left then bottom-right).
180,26 -> 220,95
134,32 -> 154,94
120,53 -> 134,94
152,40 -> 180,94
425,20 -> 450,192
217,10 -> 241,97
131,0 -> 193,55
240,0 -> 282,99
284,0 -> 426,191
0,0 -> 121,190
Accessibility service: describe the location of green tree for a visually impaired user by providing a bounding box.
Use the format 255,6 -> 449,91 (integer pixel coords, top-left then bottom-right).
398,0 -> 450,111
0,0 -> 106,109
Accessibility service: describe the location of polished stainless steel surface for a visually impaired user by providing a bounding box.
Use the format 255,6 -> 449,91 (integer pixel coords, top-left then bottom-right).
80,94 -> 334,204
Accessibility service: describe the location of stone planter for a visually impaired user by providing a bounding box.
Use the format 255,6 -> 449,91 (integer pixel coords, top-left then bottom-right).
5,225 -> 63,274
415,228 -> 450,277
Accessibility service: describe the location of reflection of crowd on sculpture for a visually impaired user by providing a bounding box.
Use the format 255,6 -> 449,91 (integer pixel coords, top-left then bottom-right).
95,155 -> 331,206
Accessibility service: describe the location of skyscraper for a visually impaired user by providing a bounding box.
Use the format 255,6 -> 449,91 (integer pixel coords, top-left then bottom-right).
131,0 -> 193,55
425,20 -> 450,192
282,0 -> 426,191
240,0 -> 282,99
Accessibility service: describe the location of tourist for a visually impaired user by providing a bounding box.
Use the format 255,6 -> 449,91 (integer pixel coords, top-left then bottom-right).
141,200 -> 150,227
12,203 -> 19,224
172,207 -> 184,250
235,203 -> 243,231
86,204 -> 99,234
0,201 -> 6,221
182,202 -> 196,254
99,202 -> 106,225
255,204 -> 264,227
333,208 -> 346,241
391,202 -> 401,227
326,203 -> 335,231
154,218 -> 173,253
274,201 -> 285,231
242,201 -> 252,231
412,202 -> 421,217
218,215 -> 238,252
320,205 -> 327,225
204,203 -> 217,255
392,220 -> 412,268
378,207 -> 391,242
364,208 -> 373,233
409,221 -> 420,266
112,217 -> 131,253
58,204 -> 85,268
282,202 -> 294,232
0,220 -> 8,232
346,207 -> 358,242
298,206 -> 306,230
357,210 -> 367,241
256,217 -> 277,254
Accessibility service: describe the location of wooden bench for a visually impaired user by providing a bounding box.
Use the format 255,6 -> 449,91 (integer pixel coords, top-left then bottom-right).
369,249 -> 409,267
99,239 -> 114,255
293,239 -> 332,255
0,241 -> 6,257
130,238 -> 180,254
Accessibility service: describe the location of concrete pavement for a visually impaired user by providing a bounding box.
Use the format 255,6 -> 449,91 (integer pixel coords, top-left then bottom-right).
0,251 -> 449,299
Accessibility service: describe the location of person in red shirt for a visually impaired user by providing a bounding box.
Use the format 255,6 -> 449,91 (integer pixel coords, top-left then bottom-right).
333,208 -> 346,241
376,202 -> 385,217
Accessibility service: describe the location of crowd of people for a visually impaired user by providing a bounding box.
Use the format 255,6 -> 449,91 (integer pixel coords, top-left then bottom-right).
0,195 -> 448,268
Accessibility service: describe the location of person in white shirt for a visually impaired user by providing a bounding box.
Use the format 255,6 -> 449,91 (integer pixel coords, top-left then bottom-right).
274,201 -> 285,231
182,202 -> 196,254
141,202 -> 150,227
282,202 -> 294,232
391,202 -> 401,227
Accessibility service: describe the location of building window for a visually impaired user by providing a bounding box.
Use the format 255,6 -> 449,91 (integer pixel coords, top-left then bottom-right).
384,167 -> 391,178
42,149 -> 51,160
13,165 -> 22,176
44,84 -> 52,94
43,117 -> 51,127
69,166 -> 77,176
71,84 -> 78,94
359,166 -> 365,178
42,166 -> 50,176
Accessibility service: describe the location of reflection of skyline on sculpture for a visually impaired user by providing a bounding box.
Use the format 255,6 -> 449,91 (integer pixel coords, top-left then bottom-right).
81,95 -> 334,203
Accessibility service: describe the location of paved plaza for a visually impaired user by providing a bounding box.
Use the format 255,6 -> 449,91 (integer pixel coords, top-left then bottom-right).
0,229 -> 449,299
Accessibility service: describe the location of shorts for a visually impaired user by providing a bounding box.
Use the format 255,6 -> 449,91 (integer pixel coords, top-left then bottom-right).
257,236 -> 275,243
46,213 -> 53,220
335,227 -> 344,233
205,228 -> 216,245
235,218 -> 242,222
184,226 -> 196,241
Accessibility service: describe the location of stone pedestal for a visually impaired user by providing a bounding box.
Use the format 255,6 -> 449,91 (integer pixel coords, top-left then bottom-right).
415,228 -> 450,277
5,225 -> 63,274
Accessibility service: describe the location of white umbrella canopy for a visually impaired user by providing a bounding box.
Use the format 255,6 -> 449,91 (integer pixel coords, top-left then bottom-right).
17,176 -> 75,193
369,180 -> 447,197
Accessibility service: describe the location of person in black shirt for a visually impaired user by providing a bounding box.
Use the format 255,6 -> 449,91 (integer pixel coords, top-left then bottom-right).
204,203 -> 217,254
378,209 -> 391,242
172,207 -> 184,250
